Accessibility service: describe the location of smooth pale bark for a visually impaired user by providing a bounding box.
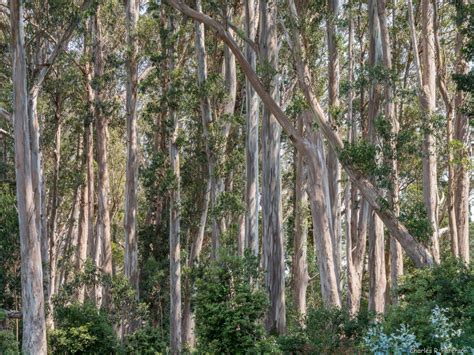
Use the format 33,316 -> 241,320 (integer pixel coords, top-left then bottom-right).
168,16 -> 182,354
165,0 -> 433,267
326,0 -> 342,285
10,0 -> 47,351
421,0 -> 439,263
305,125 -> 341,308
93,8 -> 113,307
407,0 -> 439,262
346,8 -> 368,314
454,2 -> 470,264
46,96 -> 62,325
124,0 -> 140,299
292,113 -> 309,319
433,5 -> 458,259
367,0 -> 386,314
376,0 -> 402,303
245,0 -> 259,257
260,0 -> 286,335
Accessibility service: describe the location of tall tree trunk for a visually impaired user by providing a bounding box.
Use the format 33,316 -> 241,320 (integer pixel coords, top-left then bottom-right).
93,8 -> 113,307
10,0 -> 47,351
245,0 -> 259,257
326,0 -> 341,286
367,0 -> 386,314
454,0 -> 470,264
346,6 -> 368,314
168,15 -> 182,354
47,95 -> 62,326
124,0 -> 140,301
376,0 -> 402,303
420,0 -> 439,263
260,0 -> 286,335
182,1 -> 213,344
292,113 -> 309,319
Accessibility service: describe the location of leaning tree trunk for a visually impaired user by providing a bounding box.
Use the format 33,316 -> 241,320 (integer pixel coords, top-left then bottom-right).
245,0 -> 259,257
124,0 -> 140,301
10,0 -> 47,352
260,0 -> 286,335
93,8 -> 113,307
165,0 -> 433,268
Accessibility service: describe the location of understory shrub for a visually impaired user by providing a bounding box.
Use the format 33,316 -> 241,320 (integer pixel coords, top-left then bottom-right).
49,302 -> 118,354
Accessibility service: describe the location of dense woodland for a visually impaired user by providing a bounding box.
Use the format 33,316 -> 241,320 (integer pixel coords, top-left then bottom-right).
0,0 -> 473,353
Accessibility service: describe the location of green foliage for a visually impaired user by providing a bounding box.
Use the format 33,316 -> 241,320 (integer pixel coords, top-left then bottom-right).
399,191 -> 433,245
194,253 -> 274,353
123,324 -> 167,354
0,330 -> 19,355
339,139 -> 377,175
384,258 -> 474,350
49,302 -> 118,354
279,306 -> 374,353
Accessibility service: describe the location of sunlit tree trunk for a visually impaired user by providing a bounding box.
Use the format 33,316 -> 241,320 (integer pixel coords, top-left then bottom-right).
124,0 -> 140,300
93,8 -> 113,307
376,0 -> 402,303
245,0 -> 259,257
10,0 -> 47,351
260,0 -> 286,335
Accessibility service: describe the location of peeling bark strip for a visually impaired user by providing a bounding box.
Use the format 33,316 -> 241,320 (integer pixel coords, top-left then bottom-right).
165,0 -> 433,267
10,0 -> 47,352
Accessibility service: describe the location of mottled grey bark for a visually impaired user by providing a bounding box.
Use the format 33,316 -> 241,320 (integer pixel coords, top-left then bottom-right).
367,0 -> 386,314
260,0 -> 286,334
93,8 -> 113,307
326,0 -> 342,286
168,16 -> 182,354
124,0 -> 140,299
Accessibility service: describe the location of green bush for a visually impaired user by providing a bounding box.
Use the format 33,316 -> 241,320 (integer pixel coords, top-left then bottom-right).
383,258 -> 474,350
0,330 -> 19,354
194,253 -> 276,353
123,324 -> 167,354
49,302 -> 118,354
